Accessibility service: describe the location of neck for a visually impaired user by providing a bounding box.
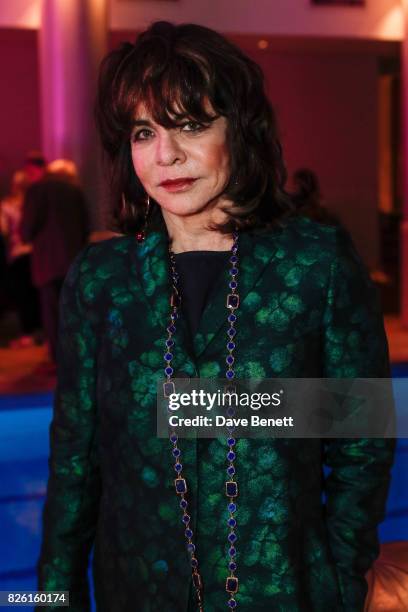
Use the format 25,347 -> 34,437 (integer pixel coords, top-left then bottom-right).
161,206 -> 235,254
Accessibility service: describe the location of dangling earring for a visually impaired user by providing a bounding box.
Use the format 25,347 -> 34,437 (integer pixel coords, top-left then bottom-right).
136,195 -> 151,243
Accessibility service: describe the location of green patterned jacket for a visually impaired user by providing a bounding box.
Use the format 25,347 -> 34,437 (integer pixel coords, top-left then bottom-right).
37,214 -> 395,612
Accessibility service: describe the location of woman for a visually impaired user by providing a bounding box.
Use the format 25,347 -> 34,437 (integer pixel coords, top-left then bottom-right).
37,22 -> 395,612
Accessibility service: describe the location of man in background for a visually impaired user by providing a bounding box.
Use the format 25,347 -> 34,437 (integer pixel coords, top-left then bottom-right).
20,158 -> 90,367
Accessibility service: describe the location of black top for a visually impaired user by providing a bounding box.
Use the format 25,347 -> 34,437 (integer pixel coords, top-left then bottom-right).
173,250 -> 230,339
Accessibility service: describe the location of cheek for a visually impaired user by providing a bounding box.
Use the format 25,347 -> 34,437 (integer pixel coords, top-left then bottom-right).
131,149 -> 149,183
200,141 -> 229,177
210,142 -> 230,179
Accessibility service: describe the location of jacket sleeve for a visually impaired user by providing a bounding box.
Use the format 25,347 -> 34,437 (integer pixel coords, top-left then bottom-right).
36,244 -> 101,612
321,227 -> 396,611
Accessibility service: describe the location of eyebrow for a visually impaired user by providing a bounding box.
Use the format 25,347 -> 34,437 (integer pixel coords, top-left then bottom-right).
130,115 -> 218,130
131,119 -> 154,127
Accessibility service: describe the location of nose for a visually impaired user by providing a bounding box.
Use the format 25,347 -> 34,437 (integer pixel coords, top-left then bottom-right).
155,131 -> 186,166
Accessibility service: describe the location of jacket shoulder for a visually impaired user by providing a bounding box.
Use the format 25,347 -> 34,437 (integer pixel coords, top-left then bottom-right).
83,234 -> 133,262
276,214 -> 339,247
283,215 -> 365,266
251,215 -> 341,261
250,216 -> 364,292
63,235 -> 135,306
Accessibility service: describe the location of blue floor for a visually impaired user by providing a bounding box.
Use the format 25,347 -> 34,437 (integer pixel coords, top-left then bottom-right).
0,369 -> 407,611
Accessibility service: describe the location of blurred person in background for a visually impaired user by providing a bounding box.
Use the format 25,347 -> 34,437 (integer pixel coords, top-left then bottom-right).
292,167 -> 340,226
21,158 -> 90,366
24,150 -> 47,186
292,168 -> 390,286
0,169 -> 41,347
46,158 -> 80,184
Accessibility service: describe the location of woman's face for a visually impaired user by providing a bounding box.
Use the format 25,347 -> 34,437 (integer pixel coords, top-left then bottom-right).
130,103 -> 232,218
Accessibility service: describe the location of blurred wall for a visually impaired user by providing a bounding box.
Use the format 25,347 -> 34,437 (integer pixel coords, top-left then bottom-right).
0,28 -> 40,196
110,0 -> 403,41
0,0 -> 39,29
257,50 -> 380,270
0,0 -> 403,40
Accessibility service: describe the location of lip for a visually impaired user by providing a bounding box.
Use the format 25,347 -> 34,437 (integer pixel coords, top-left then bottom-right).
159,178 -> 197,192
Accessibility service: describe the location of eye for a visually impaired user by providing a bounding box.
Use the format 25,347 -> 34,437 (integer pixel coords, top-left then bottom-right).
131,128 -> 154,142
180,120 -> 206,133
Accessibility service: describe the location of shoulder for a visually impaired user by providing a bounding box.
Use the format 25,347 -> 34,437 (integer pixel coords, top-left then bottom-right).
41,178 -> 83,197
72,234 -> 134,275
276,216 -> 376,311
25,182 -> 42,200
250,216 -> 370,302
78,234 -> 133,264
281,216 -> 369,284
63,235 -> 135,305
24,180 -> 51,205
252,214 -> 350,265
274,214 -> 340,249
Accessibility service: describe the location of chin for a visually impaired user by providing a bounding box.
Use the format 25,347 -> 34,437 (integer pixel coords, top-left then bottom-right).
157,198 -> 211,218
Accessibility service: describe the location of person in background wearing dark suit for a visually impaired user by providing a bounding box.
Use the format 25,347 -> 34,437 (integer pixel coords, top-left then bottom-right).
20,159 -> 90,365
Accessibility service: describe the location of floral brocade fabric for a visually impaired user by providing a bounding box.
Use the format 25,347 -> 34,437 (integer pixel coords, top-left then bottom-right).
36,215 -> 395,612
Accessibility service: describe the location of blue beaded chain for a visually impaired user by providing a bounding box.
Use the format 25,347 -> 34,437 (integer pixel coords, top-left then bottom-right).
163,232 -> 240,611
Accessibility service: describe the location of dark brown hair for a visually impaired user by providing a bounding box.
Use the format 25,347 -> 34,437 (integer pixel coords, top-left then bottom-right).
95,21 -> 296,234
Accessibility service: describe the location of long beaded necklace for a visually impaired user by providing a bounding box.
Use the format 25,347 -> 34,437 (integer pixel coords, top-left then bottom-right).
162,231 -> 240,611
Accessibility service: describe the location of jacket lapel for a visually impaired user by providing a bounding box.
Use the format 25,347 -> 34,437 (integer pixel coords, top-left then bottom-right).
131,224 -> 197,364
192,228 -> 280,359
131,218 -> 281,363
